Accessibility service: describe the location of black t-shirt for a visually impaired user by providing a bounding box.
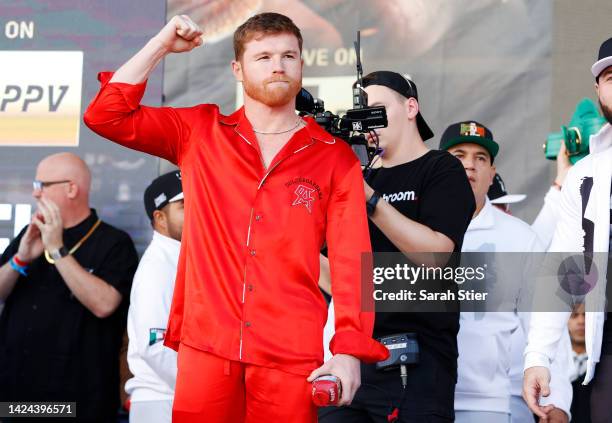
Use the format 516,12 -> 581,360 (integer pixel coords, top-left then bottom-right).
0,209 -> 138,422
366,150 -> 475,375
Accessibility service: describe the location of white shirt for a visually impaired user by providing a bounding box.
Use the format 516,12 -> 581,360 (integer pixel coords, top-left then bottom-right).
531,186 -> 562,250
456,198 -> 572,416
125,231 -> 180,401
525,123 -> 612,385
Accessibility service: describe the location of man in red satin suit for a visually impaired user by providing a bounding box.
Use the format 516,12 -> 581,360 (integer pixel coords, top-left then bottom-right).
84,12 -> 387,423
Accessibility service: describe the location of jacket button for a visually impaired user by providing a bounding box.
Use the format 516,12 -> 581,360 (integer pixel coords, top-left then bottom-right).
248,284 -> 254,292
250,249 -> 256,256
245,321 -> 252,328
255,214 -> 262,221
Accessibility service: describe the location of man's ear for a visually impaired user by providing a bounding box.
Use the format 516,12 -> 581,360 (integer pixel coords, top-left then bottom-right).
595,82 -> 600,97
488,165 -> 497,186
152,209 -> 167,232
232,59 -> 243,82
405,97 -> 419,120
66,182 -> 79,200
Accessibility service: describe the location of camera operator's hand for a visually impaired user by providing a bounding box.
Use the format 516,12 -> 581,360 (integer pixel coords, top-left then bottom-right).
307,354 -> 361,406
364,181 -> 375,202
553,143 -> 572,189
153,15 -> 203,54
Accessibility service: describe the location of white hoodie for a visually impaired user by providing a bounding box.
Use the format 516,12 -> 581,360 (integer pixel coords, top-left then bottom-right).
456,199 -> 572,416
525,123 -> 612,385
532,186 -> 563,250
125,231 -> 180,401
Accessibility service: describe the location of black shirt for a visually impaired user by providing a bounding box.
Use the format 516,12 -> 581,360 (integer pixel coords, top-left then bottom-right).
570,376 -> 592,423
366,150 -> 475,375
0,209 -> 138,422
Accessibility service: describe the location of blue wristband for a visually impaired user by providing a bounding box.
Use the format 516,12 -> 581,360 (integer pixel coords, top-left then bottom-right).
9,257 -> 28,277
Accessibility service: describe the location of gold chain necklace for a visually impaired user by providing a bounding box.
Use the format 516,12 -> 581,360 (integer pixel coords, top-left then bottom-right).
252,118 -> 302,135
44,219 -> 102,264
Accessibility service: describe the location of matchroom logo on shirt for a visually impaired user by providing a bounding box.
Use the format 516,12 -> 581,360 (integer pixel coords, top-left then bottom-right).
382,190 -> 417,203
0,50 -> 83,147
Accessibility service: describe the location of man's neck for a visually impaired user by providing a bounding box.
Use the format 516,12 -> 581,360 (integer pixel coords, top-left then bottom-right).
243,95 -> 298,134
572,342 -> 586,355
154,228 -> 180,244
380,127 -> 429,168
473,196 -> 487,218
63,206 -> 92,229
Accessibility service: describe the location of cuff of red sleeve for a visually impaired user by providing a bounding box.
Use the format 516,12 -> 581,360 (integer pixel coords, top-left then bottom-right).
329,330 -> 389,363
96,71 -> 148,110
97,71 -> 114,85
163,337 -> 179,352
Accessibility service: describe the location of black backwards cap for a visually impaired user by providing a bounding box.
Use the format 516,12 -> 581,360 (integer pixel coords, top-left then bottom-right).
144,170 -> 183,220
360,70 -> 434,141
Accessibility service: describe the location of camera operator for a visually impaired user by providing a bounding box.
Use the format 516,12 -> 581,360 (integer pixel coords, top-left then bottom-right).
319,71 -> 475,422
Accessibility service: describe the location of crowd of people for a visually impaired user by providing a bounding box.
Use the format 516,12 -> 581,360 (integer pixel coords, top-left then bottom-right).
0,11 -> 610,423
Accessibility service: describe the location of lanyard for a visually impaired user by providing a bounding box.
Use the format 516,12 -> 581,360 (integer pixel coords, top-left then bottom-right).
44,219 -> 102,264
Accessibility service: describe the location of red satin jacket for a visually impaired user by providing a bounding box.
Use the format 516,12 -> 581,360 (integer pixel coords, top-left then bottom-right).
84,72 -> 388,375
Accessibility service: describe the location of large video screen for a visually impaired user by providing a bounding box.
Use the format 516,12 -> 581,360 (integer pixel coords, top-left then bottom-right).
0,0 -> 166,253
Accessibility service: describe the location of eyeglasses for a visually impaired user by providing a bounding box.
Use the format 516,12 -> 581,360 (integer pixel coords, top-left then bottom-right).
32,180 -> 71,191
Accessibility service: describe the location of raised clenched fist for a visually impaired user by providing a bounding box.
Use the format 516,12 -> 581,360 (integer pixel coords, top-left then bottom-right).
154,15 -> 203,54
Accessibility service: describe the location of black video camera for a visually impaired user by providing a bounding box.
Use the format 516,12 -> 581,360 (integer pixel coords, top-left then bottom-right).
295,32 -> 387,167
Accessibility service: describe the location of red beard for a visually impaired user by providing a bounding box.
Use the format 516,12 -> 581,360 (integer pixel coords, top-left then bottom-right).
243,74 -> 302,108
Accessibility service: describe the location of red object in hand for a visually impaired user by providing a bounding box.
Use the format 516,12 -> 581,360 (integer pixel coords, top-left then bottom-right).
312,375 -> 342,406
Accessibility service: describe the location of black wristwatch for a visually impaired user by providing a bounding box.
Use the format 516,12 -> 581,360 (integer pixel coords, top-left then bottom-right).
366,191 -> 382,216
49,246 -> 69,261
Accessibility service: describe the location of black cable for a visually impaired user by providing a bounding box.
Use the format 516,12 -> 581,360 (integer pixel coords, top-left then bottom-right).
362,130 -> 383,180
360,366 -> 409,422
